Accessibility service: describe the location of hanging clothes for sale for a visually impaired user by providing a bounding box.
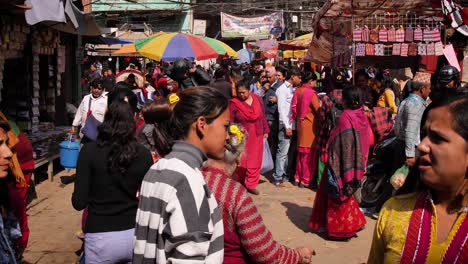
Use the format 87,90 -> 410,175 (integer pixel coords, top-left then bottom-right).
434,42 -> 444,56
374,44 -> 384,56
414,25 -> 423,41
379,26 -> 388,42
370,26 -> 379,43
426,42 -> 435,56
395,26 -> 405,42
392,43 -> 401,56
418,43 -> 427,55
353,26 -> 363,42
355,43 -> 365,56
405,25 -> 414,42
362,25 -> 370,42
408,43 -> 418,56
400,43 -> 409,57
366,44 -> 375,56
423,25 -> 433,42
387,26 -> 396,42
432,27 -> 441,42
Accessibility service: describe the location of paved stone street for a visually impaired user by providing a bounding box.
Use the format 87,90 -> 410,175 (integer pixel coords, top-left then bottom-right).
23,170 -> 375,263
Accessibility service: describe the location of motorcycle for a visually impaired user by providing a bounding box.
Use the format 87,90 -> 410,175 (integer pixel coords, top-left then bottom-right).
355,136 -> 397,208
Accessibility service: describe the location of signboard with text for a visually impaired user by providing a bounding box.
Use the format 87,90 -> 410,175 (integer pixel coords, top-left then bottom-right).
221,12 -> 284,38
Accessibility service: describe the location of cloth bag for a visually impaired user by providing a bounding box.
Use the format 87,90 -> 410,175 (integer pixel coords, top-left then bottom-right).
379,26 -> 388,42
81,98 -> 101,141
353,26 -> 363,42
260,138 -> 274,174
374,44 -> 384,56
370,26 -> 379,43
405,25 -> 414,42
387,26 -> 396,42
414,25 -> 423,41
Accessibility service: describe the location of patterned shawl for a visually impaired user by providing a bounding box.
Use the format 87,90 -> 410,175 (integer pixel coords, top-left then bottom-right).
326,108 -> 370,201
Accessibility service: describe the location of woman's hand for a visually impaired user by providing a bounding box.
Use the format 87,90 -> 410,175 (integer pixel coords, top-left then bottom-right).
296,246 -> 314,263
264,133 -> 269,139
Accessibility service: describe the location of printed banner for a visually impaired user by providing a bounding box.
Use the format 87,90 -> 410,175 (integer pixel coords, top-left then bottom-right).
221,12 -> 284,38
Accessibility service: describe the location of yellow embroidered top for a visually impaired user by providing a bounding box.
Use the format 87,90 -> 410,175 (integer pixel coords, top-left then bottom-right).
376,88 -> 398,115
368,192 -> 467,264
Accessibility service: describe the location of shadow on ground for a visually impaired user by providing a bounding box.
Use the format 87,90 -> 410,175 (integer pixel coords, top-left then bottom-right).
281,202 -> 313,232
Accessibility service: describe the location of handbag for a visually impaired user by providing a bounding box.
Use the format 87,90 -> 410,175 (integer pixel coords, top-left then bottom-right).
260,138 -> 274,174
81,97 -> 102,141
325,166 -> 342,203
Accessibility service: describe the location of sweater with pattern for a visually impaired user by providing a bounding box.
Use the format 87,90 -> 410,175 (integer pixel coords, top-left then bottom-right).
202,166 -> 301,264
134,142 -> 224,264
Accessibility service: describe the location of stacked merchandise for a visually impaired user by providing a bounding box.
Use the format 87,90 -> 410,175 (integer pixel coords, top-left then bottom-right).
353,19 -> 444,57
0,18 -> 30,130
29,125 -> 70,160
31,28 -> 59,124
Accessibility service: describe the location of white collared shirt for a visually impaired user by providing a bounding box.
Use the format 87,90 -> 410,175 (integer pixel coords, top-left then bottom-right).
276,80 -> 296,130
72,94 -> 108,129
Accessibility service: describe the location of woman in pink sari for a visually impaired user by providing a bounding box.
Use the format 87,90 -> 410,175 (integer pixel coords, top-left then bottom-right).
230,79 -> 269,195
309,86 -> 373,240
291,72 -> 321,187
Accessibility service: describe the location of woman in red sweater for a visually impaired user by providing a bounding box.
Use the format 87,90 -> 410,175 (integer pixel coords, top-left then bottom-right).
202,124 -> 313,264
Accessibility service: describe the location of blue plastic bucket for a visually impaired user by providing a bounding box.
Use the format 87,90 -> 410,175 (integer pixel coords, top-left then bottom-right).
59,139 -> 80,169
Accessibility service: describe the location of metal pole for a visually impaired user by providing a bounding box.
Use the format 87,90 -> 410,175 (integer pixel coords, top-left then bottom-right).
77,35 -> 82,100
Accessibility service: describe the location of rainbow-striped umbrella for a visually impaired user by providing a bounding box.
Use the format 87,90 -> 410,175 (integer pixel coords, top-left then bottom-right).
113,32 -> 165,55
134,32 -> 218,61
202,37 -> 238,58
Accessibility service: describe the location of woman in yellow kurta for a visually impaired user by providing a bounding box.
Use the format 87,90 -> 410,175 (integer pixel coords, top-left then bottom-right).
376,78 -> 398,115
368,95 -> 468,264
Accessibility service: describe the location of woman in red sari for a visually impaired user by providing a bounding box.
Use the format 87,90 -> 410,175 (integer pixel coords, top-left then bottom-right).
309,86 -> 373,240
229,79 -> 269,195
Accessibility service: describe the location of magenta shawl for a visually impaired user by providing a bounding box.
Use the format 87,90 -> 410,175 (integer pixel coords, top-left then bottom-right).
291,84 -> 318,122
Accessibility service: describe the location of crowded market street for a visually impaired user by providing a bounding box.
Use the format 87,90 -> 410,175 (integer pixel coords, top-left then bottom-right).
23,170 -> 375,264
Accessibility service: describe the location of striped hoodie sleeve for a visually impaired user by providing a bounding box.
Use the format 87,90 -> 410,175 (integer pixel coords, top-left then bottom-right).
234,189 -> 301,264
134,158 -> 224,264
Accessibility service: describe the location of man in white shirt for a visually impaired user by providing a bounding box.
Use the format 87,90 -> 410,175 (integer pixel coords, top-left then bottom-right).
72,78 -> 108,142
273,67 -> 302,186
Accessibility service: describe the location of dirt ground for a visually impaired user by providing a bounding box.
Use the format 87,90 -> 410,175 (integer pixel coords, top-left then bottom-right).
23,170 -> 375,263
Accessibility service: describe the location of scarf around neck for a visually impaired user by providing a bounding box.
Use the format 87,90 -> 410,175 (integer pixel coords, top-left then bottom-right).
401,191 -> 468,264
230,94 -> 262,121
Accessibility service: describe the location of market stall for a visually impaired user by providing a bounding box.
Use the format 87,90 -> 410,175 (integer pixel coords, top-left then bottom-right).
0,16 -> 70,182
309,0 -> 444,70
